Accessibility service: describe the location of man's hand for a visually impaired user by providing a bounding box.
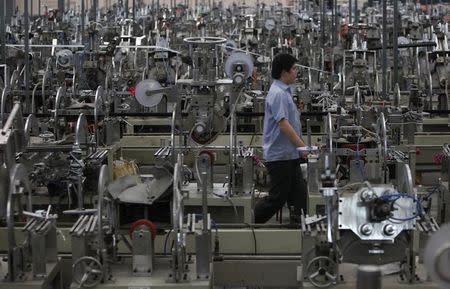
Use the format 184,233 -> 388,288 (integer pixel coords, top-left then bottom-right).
297,146 -> 319,159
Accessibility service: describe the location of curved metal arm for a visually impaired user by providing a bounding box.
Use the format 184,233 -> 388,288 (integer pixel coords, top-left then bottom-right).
31,82 -> 42,114
97,164 -> 110,282
9,69 -> 19,89
2,102 -> 21,135
54,86 -> 66,140
24,114 -> 35,146
1,88 -> 10,126
94,86 -> 105,148
75,113 -> 89,147
6,163 -> 32,281
378,112 -> 388,161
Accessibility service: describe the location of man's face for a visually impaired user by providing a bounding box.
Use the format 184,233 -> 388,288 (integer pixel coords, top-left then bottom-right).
282,65 -> 298,85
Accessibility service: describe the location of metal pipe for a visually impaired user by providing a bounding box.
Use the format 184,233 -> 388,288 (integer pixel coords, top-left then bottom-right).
81,0 -> 85,43
214,255 -> 302,261
24,0 -> 30,112
228,107 -> 235,197
369,41 -> 436,50
201,172 -> 208,233
354,0 -> 358,23
6,44 -> 86,48
0,0 -> 5,65
2,102 -> 21,135
349,0 -> 352,25
58,0 -> 65,14
132,0 -> 135,20
321,0 -> 325,48
381,0 -> 387,99
393,0 -> 399,89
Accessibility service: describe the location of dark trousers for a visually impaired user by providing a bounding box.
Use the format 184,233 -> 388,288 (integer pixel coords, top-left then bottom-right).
254,159 -> 307,223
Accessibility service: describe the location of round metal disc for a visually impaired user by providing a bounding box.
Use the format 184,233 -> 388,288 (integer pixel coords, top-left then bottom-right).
56,49 -> 74,68
223,39 -> 237,55
424,224 -> 450,289
225,52 -> 254,79
265,18 -> 276,31
135,79 -> 163,108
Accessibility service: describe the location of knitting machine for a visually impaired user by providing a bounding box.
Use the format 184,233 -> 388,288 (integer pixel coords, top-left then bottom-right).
302,112 -> 439,288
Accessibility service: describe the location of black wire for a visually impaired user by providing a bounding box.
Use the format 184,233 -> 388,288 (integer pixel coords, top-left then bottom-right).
163,228 -> 173,255
244,222 -> 257,255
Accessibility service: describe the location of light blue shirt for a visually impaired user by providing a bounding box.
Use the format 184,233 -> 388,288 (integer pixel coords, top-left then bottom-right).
263,79 -> 302,162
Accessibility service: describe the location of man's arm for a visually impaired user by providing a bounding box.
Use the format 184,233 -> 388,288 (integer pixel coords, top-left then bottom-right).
279,119 -> 306,147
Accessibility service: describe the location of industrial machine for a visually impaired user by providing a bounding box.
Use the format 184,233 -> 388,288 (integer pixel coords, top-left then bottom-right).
0,0 -> 449,288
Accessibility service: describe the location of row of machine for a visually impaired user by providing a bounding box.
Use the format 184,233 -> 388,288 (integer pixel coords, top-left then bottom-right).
0,0 -> 450,288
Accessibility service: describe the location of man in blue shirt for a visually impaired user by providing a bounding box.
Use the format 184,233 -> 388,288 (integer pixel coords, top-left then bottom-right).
254,53 -> 308,223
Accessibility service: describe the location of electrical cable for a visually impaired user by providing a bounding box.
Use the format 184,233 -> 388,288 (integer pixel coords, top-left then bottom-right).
379,192 -> 422,221
163,228 -> 173,255
243,222 -> 257,255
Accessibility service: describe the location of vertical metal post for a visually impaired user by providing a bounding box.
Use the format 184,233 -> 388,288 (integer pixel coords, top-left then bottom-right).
331,0 -> 335,47
125,0 -> 129,18
354,0 -> 358,23
58,0 -> 65,13
38,0 -> 41,17
349,0 -> 352,24
321,0 -> 325,48
429,0 -> 433,17
133,0 -> 135,20
393,0 -> 399,89
81,0 -> 85,43
201,172 -> 208,233
30,0 -> 33,18
24,0 -> 30,112
335,0 -> 338,46
93,0 -> 98,20
382,0 -> 387,98
1,0 -> 6,65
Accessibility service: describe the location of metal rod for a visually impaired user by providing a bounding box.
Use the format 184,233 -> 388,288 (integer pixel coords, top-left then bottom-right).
321,0 -> 325,48
132,0 -> 135,20
349,0 -> 352,25
201,172 -> 208,233
81,0 -> 85,43
393,0 -> 399,89
369,41 -> 436,50
57,0 -> 64,12
24,0 -> 30,112
2,102 -> 21,135
381,0 -> 387,99
354,0 -> 358,23
0,0 -> 5,65
93,0 -> 98,21
6,44 -> 86,48
214,255 -> 302,261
